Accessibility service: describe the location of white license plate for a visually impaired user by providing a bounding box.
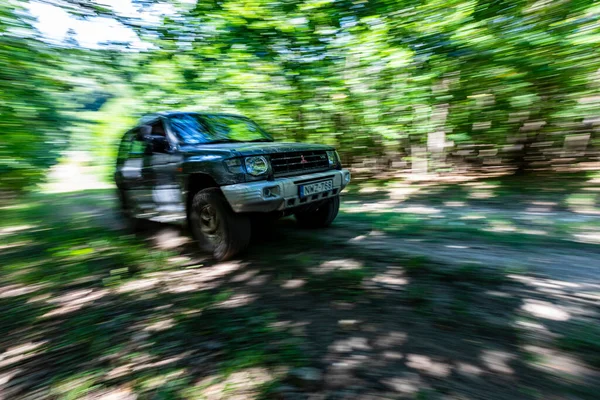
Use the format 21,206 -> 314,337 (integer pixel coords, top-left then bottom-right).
299,180 -> 333,197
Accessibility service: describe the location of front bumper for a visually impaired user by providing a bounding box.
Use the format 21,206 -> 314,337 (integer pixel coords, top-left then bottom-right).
221,169 -> 351,213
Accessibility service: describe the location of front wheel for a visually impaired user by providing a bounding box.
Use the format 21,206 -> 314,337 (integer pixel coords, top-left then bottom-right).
189,188 -> 251,261
295,196 -> 340,228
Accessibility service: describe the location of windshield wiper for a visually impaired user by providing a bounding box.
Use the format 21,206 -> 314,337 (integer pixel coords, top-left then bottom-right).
246,138 -> 273,142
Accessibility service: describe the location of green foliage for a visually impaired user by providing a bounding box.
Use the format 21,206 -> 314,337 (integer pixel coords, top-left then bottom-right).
0,3 -> 69,191
2,0 -> 600,187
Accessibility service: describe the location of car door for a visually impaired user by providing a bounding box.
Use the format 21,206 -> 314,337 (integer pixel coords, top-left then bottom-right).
120,129 -> 155,214
145,118 -> 186,223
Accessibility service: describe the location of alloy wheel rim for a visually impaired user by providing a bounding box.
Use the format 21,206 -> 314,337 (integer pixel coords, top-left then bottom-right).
197,204 -> 221,244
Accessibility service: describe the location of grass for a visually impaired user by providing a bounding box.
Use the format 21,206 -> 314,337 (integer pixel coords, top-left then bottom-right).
557,322 -> 600,368
305,267 -> 371,299
1,175 -> 599,399
341,171 -> 600,249
0,190 -> 308,399
339,210 -> 599,250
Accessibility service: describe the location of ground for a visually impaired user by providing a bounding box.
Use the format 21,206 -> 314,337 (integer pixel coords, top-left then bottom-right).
1,172 -> 599,399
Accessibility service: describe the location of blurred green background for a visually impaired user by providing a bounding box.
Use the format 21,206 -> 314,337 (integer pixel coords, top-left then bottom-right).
2,0 -> 599,192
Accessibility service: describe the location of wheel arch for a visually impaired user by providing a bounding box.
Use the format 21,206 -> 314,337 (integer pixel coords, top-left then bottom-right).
186,173 -> 220,219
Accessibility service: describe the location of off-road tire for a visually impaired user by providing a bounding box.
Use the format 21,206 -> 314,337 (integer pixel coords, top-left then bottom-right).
190,188 -> 251,261
295,196 -> 340,228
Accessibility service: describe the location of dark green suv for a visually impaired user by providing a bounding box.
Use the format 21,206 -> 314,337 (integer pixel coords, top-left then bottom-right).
115,112 -> 351,260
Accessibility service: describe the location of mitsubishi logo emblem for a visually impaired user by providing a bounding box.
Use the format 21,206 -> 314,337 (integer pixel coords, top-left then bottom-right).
300,155 -> 308,164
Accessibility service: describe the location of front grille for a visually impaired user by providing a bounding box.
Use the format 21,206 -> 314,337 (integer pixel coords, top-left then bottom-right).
270,151 -> 329,176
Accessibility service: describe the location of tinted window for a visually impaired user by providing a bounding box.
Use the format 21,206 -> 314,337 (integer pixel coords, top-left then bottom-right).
150,120 -> 166,137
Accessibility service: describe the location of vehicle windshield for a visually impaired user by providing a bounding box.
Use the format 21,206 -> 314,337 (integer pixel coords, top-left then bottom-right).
168,114 -> 273,144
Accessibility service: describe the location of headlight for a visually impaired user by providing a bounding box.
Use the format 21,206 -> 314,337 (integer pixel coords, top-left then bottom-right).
326,150 -> 337,167
245,156 -> 269,176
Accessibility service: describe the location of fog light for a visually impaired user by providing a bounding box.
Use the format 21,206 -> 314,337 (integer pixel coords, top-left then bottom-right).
263,186 -> 279,197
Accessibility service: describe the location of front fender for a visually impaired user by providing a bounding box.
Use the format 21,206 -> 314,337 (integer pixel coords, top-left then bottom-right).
183,155 -> 246,186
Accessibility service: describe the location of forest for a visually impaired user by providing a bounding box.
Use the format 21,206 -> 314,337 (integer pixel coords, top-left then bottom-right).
2,0 -> 599,191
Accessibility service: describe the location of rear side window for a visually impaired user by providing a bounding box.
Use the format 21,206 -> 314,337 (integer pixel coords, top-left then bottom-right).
116,132 -> 133,166
130,131 -> 146,156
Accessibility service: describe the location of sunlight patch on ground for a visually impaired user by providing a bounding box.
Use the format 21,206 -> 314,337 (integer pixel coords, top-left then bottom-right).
143,261 -> 245,294
281,279 -> 306,289
444,201 -> 466,207
42,288 -> 108,318
387,185 -> 423,201
0,203 -> 32,211
485,220 -> 517,232
151,229 -> 190,250
117,278 -> 159,293
460,215 -> 486,220
348,234 -> 370,242
456,362 -> 483,376
0,225 -> 35,236
511,275 -> 581,289
0,341 -> 48,369
316,259 -> 363,274
379,374 -> 422,395
481,350 -> 515,374
382,351 -> 404,360
397,206 -> 441,215
572,232 -> 600,244
372,332 -> 408,348
0,284 -> 46,299
216,293 -> 257,309
468,190 -> 496,199
522,300 -> 571,321
195,367 -> 273,399
521,229 -> 548,235
406,354 -> 451,377
463,182 -> 500,189
371,270 -> 408,289
0,241 -> 32,251
229,269 -> 260,283
143,317 -> 176,332
329,337 -> 371,353
359,186 -> 382,194
523,345 -> 591,378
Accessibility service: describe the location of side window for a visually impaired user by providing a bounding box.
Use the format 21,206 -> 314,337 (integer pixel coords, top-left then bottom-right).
130,129 -> 146,156
116,132 -> 133,165
150,120 -> 166,137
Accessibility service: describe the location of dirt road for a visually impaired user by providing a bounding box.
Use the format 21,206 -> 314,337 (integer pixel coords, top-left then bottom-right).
2,179 -> 599,399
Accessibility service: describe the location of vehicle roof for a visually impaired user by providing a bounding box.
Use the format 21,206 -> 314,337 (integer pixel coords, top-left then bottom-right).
137,111 -> 247,126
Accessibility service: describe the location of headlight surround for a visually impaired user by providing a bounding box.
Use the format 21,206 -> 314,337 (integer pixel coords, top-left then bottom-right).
245,156 -> 269,176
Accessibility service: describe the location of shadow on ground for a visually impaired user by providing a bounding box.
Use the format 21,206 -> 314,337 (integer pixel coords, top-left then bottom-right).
1,181 -> 599,399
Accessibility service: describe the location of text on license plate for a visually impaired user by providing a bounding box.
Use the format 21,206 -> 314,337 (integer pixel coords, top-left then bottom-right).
299,180 -> 333,197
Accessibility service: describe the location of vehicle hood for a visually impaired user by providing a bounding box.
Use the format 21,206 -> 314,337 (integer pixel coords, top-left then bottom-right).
180,142 -> 334,157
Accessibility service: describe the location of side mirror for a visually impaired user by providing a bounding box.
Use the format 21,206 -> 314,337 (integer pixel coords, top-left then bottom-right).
137,125 -> 152,141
